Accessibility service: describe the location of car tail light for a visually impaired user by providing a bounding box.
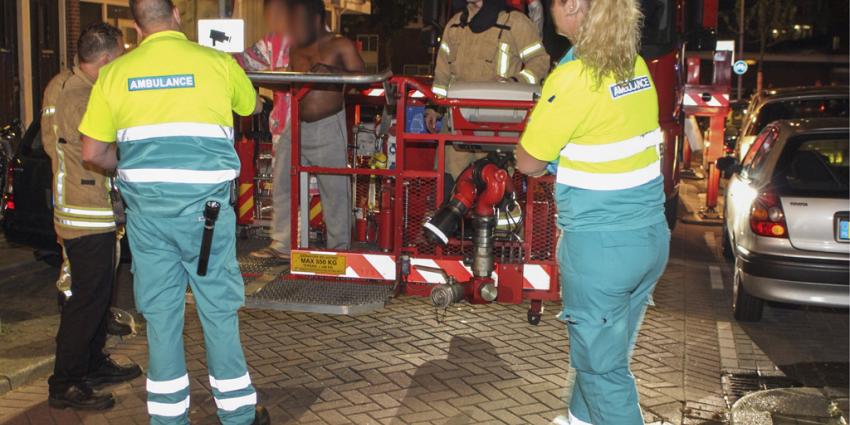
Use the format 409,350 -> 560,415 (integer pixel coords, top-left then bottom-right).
749,190 -> 787,238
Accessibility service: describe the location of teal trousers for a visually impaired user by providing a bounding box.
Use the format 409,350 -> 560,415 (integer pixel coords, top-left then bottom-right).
559,222 -> 670,425
127,208 -> 256,425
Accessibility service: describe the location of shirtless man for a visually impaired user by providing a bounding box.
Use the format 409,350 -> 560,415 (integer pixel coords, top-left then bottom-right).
284,0 -> 365,250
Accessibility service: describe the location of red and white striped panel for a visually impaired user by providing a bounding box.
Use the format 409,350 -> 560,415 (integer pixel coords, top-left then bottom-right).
408,258 -> 485,284
522,264 -> 553,291
408,258 -> 554,291
362,88 -> 425,98
683,92 -> 730,108
290,250 -> 396,281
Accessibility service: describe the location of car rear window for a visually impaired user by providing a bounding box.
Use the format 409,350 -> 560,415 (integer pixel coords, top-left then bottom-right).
753,97 -> 849,135
773,133 -> 850,197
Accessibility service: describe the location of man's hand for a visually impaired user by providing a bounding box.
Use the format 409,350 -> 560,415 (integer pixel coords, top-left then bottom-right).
424,108 -> 440,134
253,95 -> 274,115
81,135 -> 118,172
253,95 -> 264,115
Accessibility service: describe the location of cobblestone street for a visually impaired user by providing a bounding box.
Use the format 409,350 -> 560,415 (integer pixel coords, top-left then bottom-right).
0,221 -> 846,425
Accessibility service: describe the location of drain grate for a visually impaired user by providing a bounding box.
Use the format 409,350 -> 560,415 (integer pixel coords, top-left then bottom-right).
723,372 -> 803,404
246,277 -> 393,315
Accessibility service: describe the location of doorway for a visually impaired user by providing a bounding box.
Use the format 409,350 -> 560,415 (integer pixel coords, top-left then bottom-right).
0,1 -> 20,125
29,0 -> 60,120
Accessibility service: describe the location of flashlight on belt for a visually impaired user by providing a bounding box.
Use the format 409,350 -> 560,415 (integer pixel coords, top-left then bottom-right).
197,201 -> 221,276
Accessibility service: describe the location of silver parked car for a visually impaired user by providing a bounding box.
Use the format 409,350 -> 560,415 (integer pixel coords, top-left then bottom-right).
735,86 -> 849,161
722,118 -> 849,321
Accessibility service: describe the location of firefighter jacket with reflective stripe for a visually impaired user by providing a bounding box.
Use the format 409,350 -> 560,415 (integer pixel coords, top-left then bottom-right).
432,7 -> 550,97
42,67 -> 116,240
41,69 -> 69,154
78,31 -> 257,217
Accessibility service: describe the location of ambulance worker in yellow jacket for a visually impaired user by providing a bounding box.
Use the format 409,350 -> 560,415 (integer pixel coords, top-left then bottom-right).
516,0 -> 670,423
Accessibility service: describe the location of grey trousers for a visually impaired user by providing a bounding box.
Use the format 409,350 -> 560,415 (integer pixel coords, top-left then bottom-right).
271,109 -> 351,251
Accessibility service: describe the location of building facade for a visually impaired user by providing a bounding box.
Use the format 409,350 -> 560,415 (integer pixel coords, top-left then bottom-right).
3,0 -> 370,127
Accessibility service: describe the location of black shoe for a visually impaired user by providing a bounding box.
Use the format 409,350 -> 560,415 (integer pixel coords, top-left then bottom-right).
252,405 -> 270,425
48,384 -> 115,411
85,357 -> 142,387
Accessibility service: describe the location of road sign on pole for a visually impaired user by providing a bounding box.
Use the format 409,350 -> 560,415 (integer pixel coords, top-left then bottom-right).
733,60 -> 748,76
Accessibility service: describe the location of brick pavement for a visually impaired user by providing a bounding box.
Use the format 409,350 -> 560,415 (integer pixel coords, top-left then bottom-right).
0,224 -> 736,425
0,238 -> 62,395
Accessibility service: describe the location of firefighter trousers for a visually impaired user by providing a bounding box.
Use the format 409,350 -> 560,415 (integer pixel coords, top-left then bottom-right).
127,209 -> 256,425
48,231 -> 115,394
558,222 -> 669,425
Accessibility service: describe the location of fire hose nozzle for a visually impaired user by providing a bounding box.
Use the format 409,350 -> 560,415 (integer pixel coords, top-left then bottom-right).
413,265 -> 465,309
430,284 -> 465,309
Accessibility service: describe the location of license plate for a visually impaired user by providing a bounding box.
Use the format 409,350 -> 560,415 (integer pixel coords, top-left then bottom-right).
291,252 -> 347,275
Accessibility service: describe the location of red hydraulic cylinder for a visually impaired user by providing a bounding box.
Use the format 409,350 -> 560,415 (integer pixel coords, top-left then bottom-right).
705,115 -> 726,209
377,178 -> 394,252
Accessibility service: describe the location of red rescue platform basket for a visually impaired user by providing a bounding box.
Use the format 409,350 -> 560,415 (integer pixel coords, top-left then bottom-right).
242,70 -> 560,325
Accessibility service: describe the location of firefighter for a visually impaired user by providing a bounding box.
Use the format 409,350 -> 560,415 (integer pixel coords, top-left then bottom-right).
78,1 -> 268,424
51,105 -> 135,339
515,0 -> 669,424
42,67 -> 74,304
43,22 -> 142,411
426,0 -> 550,179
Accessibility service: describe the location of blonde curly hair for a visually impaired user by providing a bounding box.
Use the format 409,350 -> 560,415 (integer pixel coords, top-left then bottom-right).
573,0 -> 644,87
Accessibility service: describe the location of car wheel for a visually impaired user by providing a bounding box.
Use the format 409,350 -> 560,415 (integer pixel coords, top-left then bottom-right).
733,258 -> 764,322
722,222 -> 734,261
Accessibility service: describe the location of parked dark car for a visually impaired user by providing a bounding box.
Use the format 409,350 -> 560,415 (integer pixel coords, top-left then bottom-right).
0,121 -> 22,212
1,119 -> 59,252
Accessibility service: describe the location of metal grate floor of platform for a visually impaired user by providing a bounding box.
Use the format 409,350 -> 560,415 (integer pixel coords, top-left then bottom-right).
189,237 -> 395,316
238,255 -> 288,280
246,278 -> 394,315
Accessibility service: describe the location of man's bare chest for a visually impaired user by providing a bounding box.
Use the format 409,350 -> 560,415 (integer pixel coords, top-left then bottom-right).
292,47 -> 338,71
